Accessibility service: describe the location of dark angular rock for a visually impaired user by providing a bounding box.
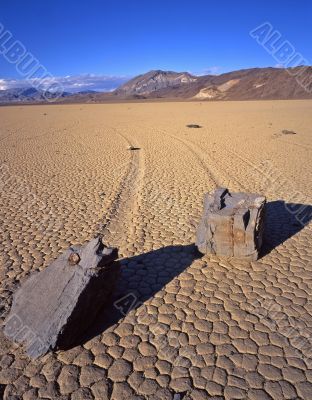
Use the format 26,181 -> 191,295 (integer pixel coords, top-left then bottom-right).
127,145 -> 140,151
196,188 -> 266,260
186,124 -> 202,128
4,237 -> 120,358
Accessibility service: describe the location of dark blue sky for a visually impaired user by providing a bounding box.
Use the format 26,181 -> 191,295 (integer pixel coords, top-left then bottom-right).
0,0 -> 311,84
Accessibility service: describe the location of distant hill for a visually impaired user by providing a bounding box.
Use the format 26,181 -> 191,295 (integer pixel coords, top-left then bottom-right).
114,70 -> 197,97
1,66 -> 312,104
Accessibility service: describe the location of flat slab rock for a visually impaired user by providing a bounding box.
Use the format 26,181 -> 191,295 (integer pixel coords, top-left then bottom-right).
196,188 -> 266,260
4,237 -> 120,358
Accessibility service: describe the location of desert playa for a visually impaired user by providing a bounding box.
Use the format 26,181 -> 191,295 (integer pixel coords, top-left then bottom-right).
0,100 -> 312,399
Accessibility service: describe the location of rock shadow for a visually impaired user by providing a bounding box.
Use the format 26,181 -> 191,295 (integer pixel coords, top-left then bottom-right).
261,200 -> 312,257
59,202 -> 312,349
62,244 -> 201,349
0,384 -> 5,399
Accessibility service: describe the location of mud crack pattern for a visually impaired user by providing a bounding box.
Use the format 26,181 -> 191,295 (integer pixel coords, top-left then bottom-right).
0,101 -> 311,400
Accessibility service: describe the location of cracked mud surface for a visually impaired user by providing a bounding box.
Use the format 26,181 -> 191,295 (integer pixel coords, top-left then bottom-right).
0,101 -> 311,399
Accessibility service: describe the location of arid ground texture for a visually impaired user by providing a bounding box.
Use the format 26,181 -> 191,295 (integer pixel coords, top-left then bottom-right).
0,100 -> 312,400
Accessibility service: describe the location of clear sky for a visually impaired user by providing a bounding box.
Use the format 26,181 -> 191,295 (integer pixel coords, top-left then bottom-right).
0,0 -> 311,91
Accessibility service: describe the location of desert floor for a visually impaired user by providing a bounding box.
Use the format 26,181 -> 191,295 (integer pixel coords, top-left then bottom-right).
0,100 -> 312,400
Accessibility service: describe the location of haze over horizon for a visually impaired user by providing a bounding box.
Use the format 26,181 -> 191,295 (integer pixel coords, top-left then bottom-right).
1,0 -> 312,92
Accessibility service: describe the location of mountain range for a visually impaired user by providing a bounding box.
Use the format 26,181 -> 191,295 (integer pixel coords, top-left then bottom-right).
1,66 -> 312,104
0,87 -> 71,103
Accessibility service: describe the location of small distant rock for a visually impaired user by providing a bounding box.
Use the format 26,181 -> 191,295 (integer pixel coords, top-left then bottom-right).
186,124 -> 202,128
273,129 -> 298,138
282,129 -> 297,135
127,145 -> 140,151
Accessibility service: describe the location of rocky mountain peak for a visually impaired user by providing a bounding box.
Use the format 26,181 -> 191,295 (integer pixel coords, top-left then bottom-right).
115,69 -> 197,96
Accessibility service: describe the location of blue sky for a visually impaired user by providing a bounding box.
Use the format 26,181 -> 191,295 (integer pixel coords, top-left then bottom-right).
0,0 -> 311,91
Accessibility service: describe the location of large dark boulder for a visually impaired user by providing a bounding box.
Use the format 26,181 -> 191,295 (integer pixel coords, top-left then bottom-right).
196,188 -> 266,260
4,237 -> 119,358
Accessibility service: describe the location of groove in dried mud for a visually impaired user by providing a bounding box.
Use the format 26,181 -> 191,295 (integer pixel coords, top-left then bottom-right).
166,131 -> 248,192
98,130 -> 145,255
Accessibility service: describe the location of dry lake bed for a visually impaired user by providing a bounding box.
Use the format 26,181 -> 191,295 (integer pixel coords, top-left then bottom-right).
0,100 -> 312,399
